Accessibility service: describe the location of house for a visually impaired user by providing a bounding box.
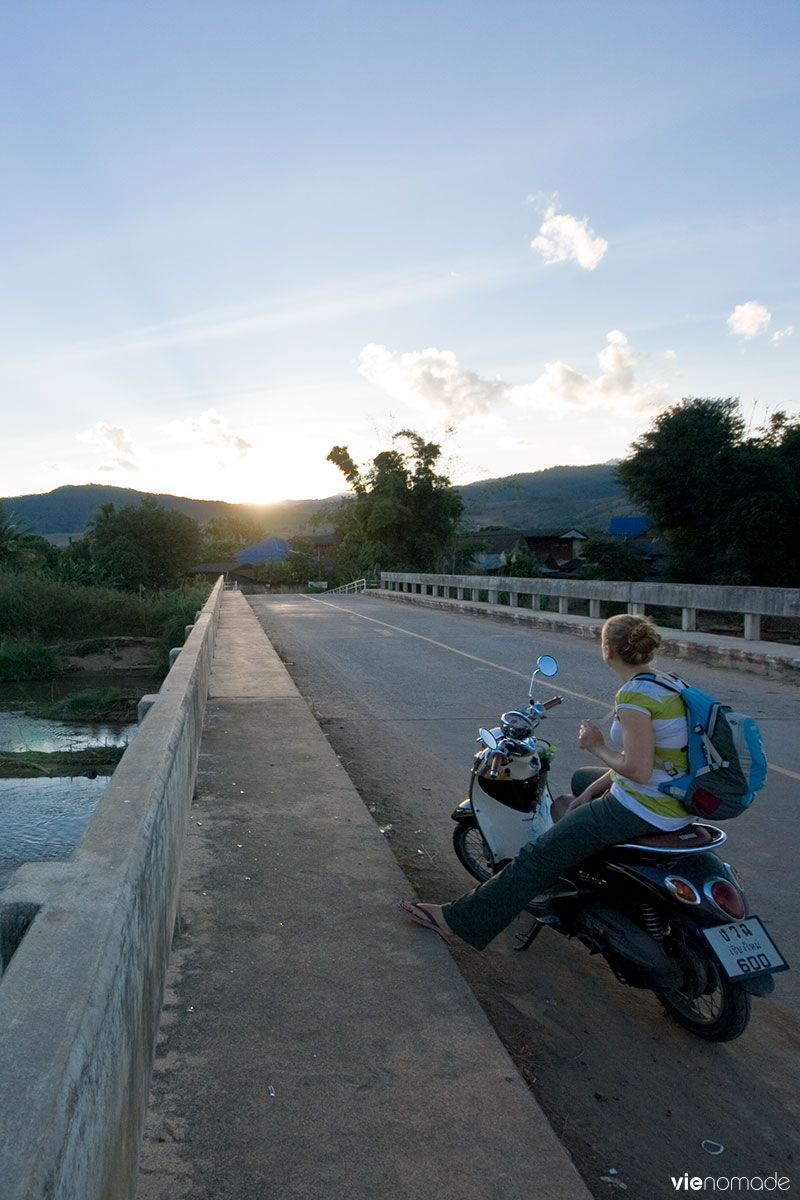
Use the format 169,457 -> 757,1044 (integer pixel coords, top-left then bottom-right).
523,528 -> 587,565
190,561 -> 257,587
608,516 -> 648,539
470,529 -> 587,574
469,531 -> 530,573
235,536 -> 289,565
607,516 -> 669,576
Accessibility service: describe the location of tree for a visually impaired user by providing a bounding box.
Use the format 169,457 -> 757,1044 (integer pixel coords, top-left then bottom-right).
616,398 -> 800,585
78,498 -> 203,591
200,512 -> 268,560
0,503 -> 60,573
326,431 -> 464,576
581,534 -> 646,581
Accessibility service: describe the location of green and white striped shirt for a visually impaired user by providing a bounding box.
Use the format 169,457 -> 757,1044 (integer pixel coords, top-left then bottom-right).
609,674 -> 693,830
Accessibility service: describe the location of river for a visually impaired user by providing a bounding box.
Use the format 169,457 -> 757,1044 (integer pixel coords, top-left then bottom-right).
0,673 -> 161,891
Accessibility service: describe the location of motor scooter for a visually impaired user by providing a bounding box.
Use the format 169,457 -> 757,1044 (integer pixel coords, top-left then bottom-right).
451,655 -> 788,1041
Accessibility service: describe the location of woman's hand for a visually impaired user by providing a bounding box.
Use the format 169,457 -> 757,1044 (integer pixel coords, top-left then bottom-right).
578,709 -> 655,783
578,718 -> 605,754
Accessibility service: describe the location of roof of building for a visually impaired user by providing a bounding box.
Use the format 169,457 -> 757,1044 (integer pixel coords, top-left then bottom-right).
608,516 -> 648,537
524,528 -> 587,541
235,536 -> 289,565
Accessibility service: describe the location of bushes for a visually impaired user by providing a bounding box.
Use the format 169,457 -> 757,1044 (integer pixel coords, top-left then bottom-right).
0,638 -> 61,680
0,572 -> 210,677
0,572 -> 209,640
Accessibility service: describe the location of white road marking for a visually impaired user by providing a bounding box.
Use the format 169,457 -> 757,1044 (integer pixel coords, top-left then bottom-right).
304,595 -> 608,708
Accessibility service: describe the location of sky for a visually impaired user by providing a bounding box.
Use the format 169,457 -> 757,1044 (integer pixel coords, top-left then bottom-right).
1,0 -> 798,505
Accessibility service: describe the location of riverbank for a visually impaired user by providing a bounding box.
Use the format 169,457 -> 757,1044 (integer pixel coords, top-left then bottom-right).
0,747 -> 125,778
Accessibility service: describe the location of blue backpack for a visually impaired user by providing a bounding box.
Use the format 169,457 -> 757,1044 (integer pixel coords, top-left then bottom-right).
634,673 -> 768,820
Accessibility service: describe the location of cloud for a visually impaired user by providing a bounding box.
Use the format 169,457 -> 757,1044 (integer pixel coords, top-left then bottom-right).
530,198 -> 608,270
164,408 -> 252,457
78,422 -> 139,472
771,325 -> 794,345
727,301 -> 771,339
35,261 -> 500,368
515,330 -> 670,415
357,343 -> 512,420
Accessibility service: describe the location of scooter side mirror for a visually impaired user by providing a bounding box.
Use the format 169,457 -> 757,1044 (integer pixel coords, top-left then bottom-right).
478,728 -> 499,750
529,654 -> 559,700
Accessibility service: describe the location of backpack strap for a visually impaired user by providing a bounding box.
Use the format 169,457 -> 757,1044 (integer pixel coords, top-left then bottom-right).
632,671 -> 686,694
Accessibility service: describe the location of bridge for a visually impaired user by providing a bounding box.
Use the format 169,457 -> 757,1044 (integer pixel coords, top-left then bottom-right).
0,576 -> 797,1198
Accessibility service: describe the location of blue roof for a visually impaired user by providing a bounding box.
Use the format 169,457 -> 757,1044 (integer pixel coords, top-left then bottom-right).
608,516 -> 647,537
236,536 -> 289,564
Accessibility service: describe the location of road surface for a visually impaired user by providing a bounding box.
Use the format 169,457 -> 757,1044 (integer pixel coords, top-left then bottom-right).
251,592 -> 799,1200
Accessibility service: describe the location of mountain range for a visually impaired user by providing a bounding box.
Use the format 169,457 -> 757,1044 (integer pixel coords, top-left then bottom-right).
2,464 -> 632,545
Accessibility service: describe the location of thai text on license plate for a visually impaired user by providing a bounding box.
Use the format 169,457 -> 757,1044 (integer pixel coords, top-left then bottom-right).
702,917 -> 789,980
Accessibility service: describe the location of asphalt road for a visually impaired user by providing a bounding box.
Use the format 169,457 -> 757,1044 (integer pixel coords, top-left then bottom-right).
250,592 -> 799,1200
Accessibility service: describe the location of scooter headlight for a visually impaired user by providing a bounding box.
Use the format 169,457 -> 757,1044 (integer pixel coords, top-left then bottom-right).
500,710 -> 534,740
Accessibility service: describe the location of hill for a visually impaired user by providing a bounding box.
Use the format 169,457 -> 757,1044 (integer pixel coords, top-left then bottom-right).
0,484 -> 333,545
2,464 -> 630,544
458,463 -> 628,531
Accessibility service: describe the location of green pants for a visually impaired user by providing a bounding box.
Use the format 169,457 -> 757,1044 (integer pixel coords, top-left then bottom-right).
443,791 -> 656,950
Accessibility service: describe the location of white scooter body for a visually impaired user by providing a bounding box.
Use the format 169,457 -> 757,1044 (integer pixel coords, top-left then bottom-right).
465,653 -> 562,868
468,750 -> 555,865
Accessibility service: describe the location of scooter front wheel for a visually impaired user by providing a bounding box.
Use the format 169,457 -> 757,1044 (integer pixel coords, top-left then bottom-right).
656,953 -> 750,1042
452,822 -> 494,882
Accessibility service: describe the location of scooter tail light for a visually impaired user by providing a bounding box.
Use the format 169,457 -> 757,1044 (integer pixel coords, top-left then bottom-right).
708,879 -> 746,919
725,861 -> 744,889
665,876 -> 701,905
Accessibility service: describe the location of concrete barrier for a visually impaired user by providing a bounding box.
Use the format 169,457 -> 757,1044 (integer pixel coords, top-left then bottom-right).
0,577 -> 224,1200
370,584 -> 800,681
381,572 -> 800,642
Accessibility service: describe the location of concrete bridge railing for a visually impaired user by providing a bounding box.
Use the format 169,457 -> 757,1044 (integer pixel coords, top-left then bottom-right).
0,577 -> 224,1200
380,573 -> 800,642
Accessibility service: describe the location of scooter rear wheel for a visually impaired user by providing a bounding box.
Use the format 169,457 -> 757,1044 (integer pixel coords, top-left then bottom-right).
656,953 -> 750,1042
452,822 -> 493,882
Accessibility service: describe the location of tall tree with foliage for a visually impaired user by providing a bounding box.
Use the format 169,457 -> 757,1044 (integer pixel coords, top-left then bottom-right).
616,398 -> 800,585
200,511 -> 268,560
326,431 -> 465,576
75,498 -> 203,591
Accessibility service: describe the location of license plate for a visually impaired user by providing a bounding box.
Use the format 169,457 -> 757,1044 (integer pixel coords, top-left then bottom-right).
702,917 -> 789,980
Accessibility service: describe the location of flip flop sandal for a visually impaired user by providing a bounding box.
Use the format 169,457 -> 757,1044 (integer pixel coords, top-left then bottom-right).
396,899 -> 453,944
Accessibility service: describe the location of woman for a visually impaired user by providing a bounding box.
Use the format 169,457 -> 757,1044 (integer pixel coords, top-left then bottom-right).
398,613 -> 691,949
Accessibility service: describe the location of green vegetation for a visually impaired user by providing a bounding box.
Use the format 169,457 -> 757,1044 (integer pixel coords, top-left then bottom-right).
326,431 -> 466,576
40,687 -> 132,721
66,497 -> 203,591
0,638 -> 61,680
581,534 -> 646,581
0,746 -> 125,778
616,398 -> 800,585
0,571 -> 208,679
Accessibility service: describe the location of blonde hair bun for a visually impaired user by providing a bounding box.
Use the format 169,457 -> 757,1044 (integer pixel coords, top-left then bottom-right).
602,614 -> 662,666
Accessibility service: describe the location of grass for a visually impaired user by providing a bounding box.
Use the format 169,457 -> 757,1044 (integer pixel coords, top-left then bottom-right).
0,746 -> 126,777
40,687 -> 134,721
0,638 -> 62,680
0,572 -> 209,641
0,573 -> 210,678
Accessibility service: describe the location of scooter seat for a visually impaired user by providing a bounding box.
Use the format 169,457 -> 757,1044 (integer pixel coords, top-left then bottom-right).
615,823 -> 725,853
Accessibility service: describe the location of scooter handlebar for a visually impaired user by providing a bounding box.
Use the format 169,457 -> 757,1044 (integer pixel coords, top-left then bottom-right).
487,751 -> 505,778
542,695 -> 563,710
